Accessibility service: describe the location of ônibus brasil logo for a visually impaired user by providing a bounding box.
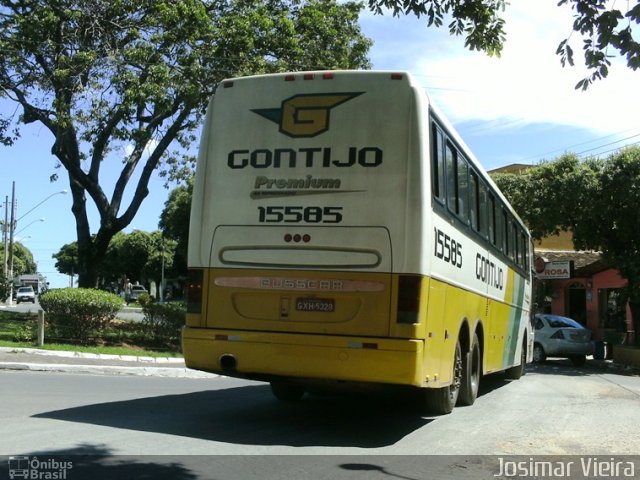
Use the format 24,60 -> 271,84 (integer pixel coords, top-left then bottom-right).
251,92 -> 363,138
8,456 -> 73,479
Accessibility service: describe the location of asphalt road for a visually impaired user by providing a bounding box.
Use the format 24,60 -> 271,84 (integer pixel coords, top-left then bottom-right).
2,361 -> 639,459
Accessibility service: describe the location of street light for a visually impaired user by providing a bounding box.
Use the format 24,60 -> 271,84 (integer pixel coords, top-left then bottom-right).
16,190 -> 67,222
15,218 -> 45,237
3,183 -> 68,304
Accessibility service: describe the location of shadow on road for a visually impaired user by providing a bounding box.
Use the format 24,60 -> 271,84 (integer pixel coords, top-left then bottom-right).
526,358 -> 640,377
31,368 -> 532,448
34,385 -> 434,448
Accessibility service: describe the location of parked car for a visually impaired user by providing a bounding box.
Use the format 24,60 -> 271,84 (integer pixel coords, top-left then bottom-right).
126,285 -> 148,305
533,314 -> 594,366
15,286 -> 36,304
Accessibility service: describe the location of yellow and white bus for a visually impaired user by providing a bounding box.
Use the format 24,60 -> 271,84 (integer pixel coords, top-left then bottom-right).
183,71 -> 533,414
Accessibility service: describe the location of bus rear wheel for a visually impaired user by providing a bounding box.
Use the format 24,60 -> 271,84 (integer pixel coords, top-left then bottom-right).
458,332 -> 481,406
270,381 -> 305,402
505,339 -> 527,380
423,339 -> 462,415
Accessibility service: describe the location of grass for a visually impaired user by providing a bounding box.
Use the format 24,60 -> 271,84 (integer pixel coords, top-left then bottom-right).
0,311 -> 182,358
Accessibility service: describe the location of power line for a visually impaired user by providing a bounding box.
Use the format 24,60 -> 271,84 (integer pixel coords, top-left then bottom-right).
514,127 -> 640,163
574,132 -> 640,157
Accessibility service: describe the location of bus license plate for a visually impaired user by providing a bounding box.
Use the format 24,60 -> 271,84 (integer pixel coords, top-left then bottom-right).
296,298 -> 335,312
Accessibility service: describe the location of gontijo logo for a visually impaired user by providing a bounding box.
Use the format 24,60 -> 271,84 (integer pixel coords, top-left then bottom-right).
252,92 -> 363,138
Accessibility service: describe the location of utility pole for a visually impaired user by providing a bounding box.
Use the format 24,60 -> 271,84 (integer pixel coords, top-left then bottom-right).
3,195 -> 8,279
7,182 -> 15,306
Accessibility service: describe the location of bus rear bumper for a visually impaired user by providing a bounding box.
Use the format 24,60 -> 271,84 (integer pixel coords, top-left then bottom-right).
182,327 -> 425,387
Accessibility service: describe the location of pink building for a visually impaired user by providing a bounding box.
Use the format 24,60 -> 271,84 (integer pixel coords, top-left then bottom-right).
536,250 -> 633,343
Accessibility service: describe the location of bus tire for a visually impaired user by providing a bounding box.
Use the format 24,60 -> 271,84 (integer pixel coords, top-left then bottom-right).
458,332 -> 481,406
423,339 -> 462,414
270,381 -> 305,402
505,339 -> 527,380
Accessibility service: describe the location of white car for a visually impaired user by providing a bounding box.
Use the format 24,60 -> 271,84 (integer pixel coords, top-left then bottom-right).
15,286 -> 36,304
533,314 -> 594,366
126,285 -> 148,304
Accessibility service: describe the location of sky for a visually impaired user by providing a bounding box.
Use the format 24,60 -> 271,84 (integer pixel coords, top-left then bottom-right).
2,0 -> 639,289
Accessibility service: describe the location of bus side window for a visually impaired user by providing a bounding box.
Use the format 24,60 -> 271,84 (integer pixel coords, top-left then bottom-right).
470,170 -> 479,231
500,208 -> 508,254
488,193 -> 496,246
445,143 -> 457,214
432,125 -> 445,202
479,180 -> 488,238
457,154 -> 469,222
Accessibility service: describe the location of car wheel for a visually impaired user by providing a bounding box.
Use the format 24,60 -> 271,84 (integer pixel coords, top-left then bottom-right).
570,355 -> 586,367
533,343 -> 546,363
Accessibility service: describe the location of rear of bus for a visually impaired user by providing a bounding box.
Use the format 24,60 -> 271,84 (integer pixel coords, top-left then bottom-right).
183,71 -> 430,393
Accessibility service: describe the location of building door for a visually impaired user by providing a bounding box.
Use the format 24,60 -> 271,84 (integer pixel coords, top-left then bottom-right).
567,283 -> 587,325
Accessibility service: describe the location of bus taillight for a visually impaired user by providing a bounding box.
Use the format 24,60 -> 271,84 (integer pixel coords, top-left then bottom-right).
187,269 -> 204,314
397,275 -> 422,324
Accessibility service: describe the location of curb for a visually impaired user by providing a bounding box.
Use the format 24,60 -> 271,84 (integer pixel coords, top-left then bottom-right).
0,346 -> 184,364
0,362 -> 219,378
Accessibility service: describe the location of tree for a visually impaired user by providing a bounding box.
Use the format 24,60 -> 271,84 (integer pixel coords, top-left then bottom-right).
0,0 -> 373,288
491,154 -> 595,241
0,241 -> 37,277
366,0 -> 640,89
492,147 -> 640,345
571,147 -> 640,344
158,176 -> 192,277
54,230 -> 176,291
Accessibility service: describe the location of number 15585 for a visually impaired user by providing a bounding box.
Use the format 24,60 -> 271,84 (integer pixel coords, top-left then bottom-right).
258,206 -> 343,223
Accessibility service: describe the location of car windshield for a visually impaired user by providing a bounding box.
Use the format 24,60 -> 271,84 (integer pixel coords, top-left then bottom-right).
18,287 -> 33,293
544,315 -> 584,329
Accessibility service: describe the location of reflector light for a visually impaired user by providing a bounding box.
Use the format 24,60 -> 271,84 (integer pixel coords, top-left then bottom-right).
215,335 -> 228,341
186,269 -> 204,314
284,234 -> 292,243
303,73 -> 315,80
322,73 -> 334,79
222,81 -> 234,88
293,234 -> 302,242
390,73 -> 403,80
397,275 -> 422,324
302,234 -> 311,243
284,75 -> 295,81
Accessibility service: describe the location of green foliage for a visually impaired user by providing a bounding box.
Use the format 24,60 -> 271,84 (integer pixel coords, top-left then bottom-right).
0,242 -> 37,278
159,176 -> 193,276
0,270 -> 11,301
369,0 -> 640,88
0,0 -> 373,288
492,154 -> 596,240
39,288 -> 125,343
52,241 -> 78,277
137,292 -> 153,307
367,0 -> 507,57
54,230 -> 176,286
493,146 -> 640,344
13,320 -> 36,343
141,301 -> 186,345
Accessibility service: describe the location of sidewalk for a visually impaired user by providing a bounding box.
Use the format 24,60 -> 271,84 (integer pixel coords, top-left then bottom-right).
0,347 -> 218,378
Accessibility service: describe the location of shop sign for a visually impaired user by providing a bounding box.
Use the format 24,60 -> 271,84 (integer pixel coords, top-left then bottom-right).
537,260 -> 572,279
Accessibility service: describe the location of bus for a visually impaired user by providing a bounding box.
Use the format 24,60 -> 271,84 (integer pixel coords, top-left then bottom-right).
183,70 -> 533,414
